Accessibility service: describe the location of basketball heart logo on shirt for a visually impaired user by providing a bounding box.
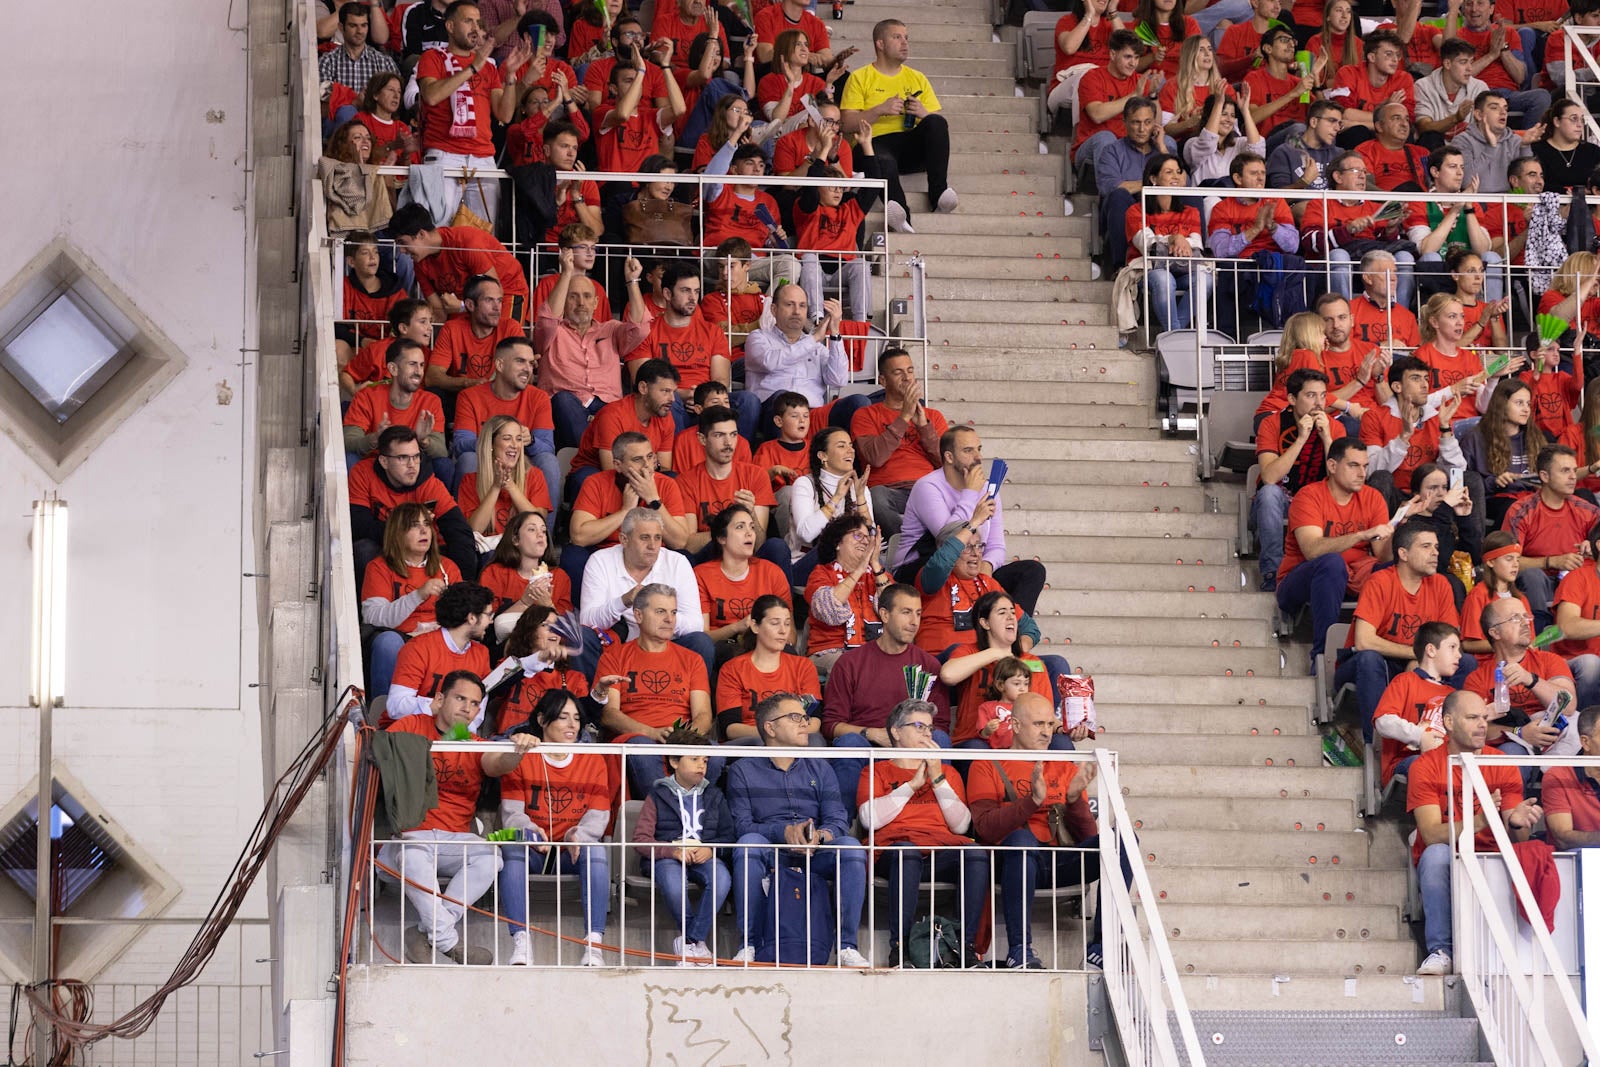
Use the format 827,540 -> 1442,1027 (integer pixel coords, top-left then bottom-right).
1536,391 -> 1566,419
1388,611 -> 1425,640
639,669 -> 673,695
1324,518 -> 1363,537
726,596 -> 755,619
545,786 -> 576,815
667,340 -> 699,365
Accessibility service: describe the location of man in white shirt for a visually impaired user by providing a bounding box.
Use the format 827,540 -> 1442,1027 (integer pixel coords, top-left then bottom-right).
744,284 -> 851,414
578,507 -> 713,680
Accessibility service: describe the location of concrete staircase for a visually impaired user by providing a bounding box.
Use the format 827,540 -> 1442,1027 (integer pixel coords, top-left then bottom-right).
832,0 -> 1459,1037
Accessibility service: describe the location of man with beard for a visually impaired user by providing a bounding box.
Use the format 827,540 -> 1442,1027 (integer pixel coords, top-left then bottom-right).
630,263 -> 760,440
343,338 -> 450,487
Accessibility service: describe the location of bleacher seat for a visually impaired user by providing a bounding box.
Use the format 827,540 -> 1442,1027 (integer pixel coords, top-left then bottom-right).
1315,621 -> 1355,727
1155,329 -> 1234,433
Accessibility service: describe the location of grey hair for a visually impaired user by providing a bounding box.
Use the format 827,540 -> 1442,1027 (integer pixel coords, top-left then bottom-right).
611,430 -> 651,462
619,506 -> 666,538
633,582 -> 678,613
1359,249 -> 1397,272
886,699 -> 938,737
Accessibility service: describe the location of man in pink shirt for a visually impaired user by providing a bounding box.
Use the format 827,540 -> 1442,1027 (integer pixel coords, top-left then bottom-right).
532,250 -> 652,448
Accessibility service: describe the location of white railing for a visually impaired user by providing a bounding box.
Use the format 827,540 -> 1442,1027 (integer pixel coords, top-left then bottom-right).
1561,25 -> 1600,143
1454,752 -> 1600,1066
1094,749 -> 1206,1066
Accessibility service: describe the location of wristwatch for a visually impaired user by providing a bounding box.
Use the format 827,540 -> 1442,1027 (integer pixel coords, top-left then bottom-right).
1527,673 -> 1540,688
645,498 -> 662,510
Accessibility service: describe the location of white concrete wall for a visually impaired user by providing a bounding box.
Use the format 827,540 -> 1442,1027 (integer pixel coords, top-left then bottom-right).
0,0 -> 268,991
346,966 -> 1100,1065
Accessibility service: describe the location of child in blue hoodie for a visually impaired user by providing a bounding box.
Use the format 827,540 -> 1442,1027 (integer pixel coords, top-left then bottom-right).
631,726 -> 734,965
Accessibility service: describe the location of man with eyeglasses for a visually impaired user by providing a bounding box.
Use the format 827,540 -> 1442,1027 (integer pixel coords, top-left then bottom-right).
1330,30 -> 1415,139
1355,102 -> 1432,191
1505,445 -> 1600,630
1464,595 -> 1580,757
349,425 -> 478,579
1302,151 -> 1416,308
727,692 -> 870,967
580,17 -> 668,111
1265,100 -> 1343,213
1244,26 -> 1322,151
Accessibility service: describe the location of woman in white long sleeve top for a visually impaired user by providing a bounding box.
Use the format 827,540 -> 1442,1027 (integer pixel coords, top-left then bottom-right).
786,426 -> 876,564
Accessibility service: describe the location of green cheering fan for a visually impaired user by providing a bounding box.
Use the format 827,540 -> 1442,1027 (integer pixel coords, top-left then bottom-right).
1537,312 -> 1572,345
1531,625 -> 1564,651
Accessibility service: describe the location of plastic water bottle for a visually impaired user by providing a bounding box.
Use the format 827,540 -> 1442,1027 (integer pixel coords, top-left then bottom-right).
1493,661 -> 1510,720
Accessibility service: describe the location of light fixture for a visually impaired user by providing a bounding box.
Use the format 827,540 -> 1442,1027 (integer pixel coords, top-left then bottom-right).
30,497 -> 68,709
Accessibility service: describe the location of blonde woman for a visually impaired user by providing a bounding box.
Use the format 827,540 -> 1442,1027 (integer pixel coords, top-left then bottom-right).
1254,311 -> 1360,426
1159,36 -> 1225,139
457,415 -> 552,550
1307,0 -> 1361,86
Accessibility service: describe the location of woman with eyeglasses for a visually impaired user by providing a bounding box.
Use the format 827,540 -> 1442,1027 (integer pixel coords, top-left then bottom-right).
805,513 -> 890,678
1532,99 -> 1600,194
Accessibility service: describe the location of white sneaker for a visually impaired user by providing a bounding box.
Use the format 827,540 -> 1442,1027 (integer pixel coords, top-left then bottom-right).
509,930 -> 531,966
836,946 -> 871,968
1416,949 -> 1452,975
688,941 -> 715,967
935,188 -> 959,213
885,200 -> 915,233
671,935 -> 695,967
730,945 -> 758,964
580,933 -> 604,967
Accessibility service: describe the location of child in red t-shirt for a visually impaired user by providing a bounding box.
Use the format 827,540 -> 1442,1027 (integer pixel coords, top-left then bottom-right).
975,658 -> 1031,749
754,392 -> 814,492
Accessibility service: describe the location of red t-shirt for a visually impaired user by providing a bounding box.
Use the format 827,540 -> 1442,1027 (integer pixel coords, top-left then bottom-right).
386,714 -> 487,833
360,555 -> 464,634
1359,403 -> 1443,493
595,103 -> 665,172
1539,765 -> 1600,833
343,388 -> 446,450
1053,13 -> 1117,78
1218,20 -> 1269,74
694,559 -> 791,629
651,8 -> 727,77
1256,406 -> 1343,495
391,628 -> 491,701
676,461 -> 779,532
699,291 -> 766,342
1554,565 -> 1600,656
1242,66 -> 1309,133
756,71 -> 826,113
347,458 -> 460,524
454,381 -> 555,436
1518,366 -> 1581,438
1355,139 -> 1430,191
1406,743 -> 1523,864
1464,647 -> 1574,717
857,762 -> 972,848
457,468 -> 552,532
917,571 -> 1003,655
1373,670 -> 1453,785
796,199 -> 867,259
1256,348 -> 1324,417
1413,344 -> 1483,420
639,313 -> 732,391
355,111 -> 420,165
1536,289 -> 1600,337
715,652 -> 821,723
1350,296 -> 1420,349
416,49 -> 502,157
850,403 -> 947,486
500,752 -> 615,841
477,561 -> 574,616
1349,568 -> 1459,648
704,185 -> 785,255
1209,196 -> 1294,258
967,758 -> 1085,842
1332,65 -> 1415,116
1460,584 -> 1531,644
803,561 -> 879,654
771,129 -> 853,177
1505,493 -> 1600,566
1277,480 -> 1389,584
572,471 -> 688,545
572,396 -> 677,471
1321,341 -> 1381,411
1158,79 -> 1215,123
1301,198 -> 1405,257
345,336 -> 416,388
414,227 -> 530,307
947,649 -> 1053,745
674,425 -> 752,472
1125,204 -> 1200,267
491,665 -> 589,734
1072,66 -> 1141,154
429,315 -> 524,382
754,437 -> 810,490
753,4 -> 831,51
595,639 -> 710,731
344,276 -> 405,345
583,58 -> 669,101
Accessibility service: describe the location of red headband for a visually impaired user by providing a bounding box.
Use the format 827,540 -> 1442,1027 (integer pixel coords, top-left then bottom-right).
1483,542 -> 1522,563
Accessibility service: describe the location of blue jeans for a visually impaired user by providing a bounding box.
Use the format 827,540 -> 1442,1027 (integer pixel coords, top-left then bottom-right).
1492,85 -> 1550,128
1420,250 -> 1504,305
1572,654 -> 1600,710
1252,483 -> 1291,591
998,829 -> 1128,953
498,837 -> 610,938
1336,651 -> 1478,742
623,728 -> 724,800
730,833 -> 868,952
878,843 -> 990,953
830,729 -> 952,808
1330,249 -> 1414,310
1194,0 -> 1252,39
551,391 -> 604,451
671,389 -> 762,444
1277,552 -> 1349,660
1145,264 -> 1211,332
370,630 -> 404,697
1516,568 -> 1557,632
1418,841 -> 1452,954
650,855 -> 732,944
453,431 -> 564,517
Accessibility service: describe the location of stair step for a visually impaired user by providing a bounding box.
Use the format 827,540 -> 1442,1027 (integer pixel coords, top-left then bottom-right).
931,320 -> 1122,348
940,111 -> 1054,133
904,253 -> 1090,279
930,378 -> 1145,407
1008,508 -> 1235,538
848,5 -> 993,25
1007,531 -> 1228,562
1002,456 -> 1194,486
1040,617 -> 1274,650
885,190 -> 1068,215
1178,973 -> 1456,1012
1099,702 -> 1308,736
926,346 -> 1131,376
1169,937 -> 1415,977
876,211 -> 1085,237
1106,731 -> 1321,764
928,92 -> 1037,114
1181,1010 -> 1481,1063
887,40 -> 1012,61
952,397 -> 1150,428
978,437 -> 1184,462
1034,561 -> 1242,594
915,130 -> 1044,153
925,297 -> 1109,325
904,275 -> 1106,302
1138,829 -> 1371,869
1121,765 -> 1357,802
1036,587 -> 1275,621
891,231 -> 1080,258
1084,673 -> 1314,708
868,22 -> 1000,42
1160,902 -> 1405,943
1127,795 -> 1351,832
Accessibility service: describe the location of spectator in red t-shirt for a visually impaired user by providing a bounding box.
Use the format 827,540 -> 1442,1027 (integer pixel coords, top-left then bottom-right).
361,502 -> 464,696
1371,621 -> 1460,784
388,203 -> 531,323
1331,29 -> 1414,134
703,113 -> 803,293
1302,152 -> 1417,310
1127,153 -> 1208,332
757,29 -> 844,119
1044,0 -> 1120,124
1216,0 -> 1283,82
694,503 -> 792,663
796,136 -> 881,323
1542,706 -> 1600,848
754,0 -> 835,67
342,337 -> 451,483
340,299 -> 434,399
383,580 -> 494,722
451,335 -> 561,513
338,231 -> 405,361
1361,354 -> 1466,510
415,3 -> 531,225
1071,30 -> 1156,165
1407,689 -> 1538,975
1552,524 -> 1600,709
425,276 -> 523,401
1244,25 -> 1322,147
1505,445 -> 1600,629
631,262 -> 761,440
350,426 -> 478,578
458,414 -> 553,540
1469,594 -> 1581,756
595,43 -> 686,177
1439,0 -> 1549,126
677,407 -> 787,573
848,348 -> 948,538
1254,368 -> 1339,591
1356,103 -> 1431,191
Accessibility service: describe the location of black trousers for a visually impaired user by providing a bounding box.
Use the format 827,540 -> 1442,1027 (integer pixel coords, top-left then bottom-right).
874,114 -> 951,212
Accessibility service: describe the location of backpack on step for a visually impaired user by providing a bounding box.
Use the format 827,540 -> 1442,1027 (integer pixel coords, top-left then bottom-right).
756,861 -> 835,965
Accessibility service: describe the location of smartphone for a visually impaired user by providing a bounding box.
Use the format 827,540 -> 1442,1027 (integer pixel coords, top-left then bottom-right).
1449,468 -> 1463,492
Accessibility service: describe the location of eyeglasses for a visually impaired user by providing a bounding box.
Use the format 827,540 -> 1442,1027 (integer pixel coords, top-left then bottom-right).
618,29 -> 644,39
774,712 -> 811,725
1492,613 -> 1532,628
898,721 -> 935,733
383,451 -> 423,463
